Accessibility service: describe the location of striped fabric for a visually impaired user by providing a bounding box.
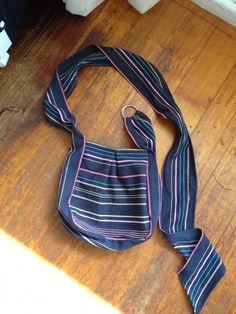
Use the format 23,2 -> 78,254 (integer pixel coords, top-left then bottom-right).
71,141 -> 151,241
43,45 -> 226,313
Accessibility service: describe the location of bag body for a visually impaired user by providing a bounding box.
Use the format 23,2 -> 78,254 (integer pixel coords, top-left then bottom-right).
57,108 -> 160,250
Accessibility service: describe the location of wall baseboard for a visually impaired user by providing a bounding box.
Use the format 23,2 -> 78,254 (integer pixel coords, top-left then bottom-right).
191,0 -> 236,27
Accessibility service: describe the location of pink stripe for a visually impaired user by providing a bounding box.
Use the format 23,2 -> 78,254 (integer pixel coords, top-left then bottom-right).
58,146 -> 72,195
158,178 -> 163,231
84,153 -> 147,163
124,117 -> 141,148
47,92 -> 68,124
178,232 -> 204,275
172,158 -> 178,232
47,92 -> 52,103
119,48 -> 183,122
131,119 -> 154,151
96,45 -> 167,120
106,237 -> 131,240
61,213 -> 100,249
106,236 -> 138,241
146,159 -> 153,237
68,137 -> 86,208
80,167 -> 146,178
184,147 -> 190,230
56,71 -> 72,113
187,245 -> 214,294
80,234 -> 100,248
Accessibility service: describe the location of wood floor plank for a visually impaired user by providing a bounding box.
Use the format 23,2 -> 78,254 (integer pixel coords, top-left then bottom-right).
0,0 -> 235,313
173,29 -> 236,129
217,20 -> 236,40
174,0 -> 236,40
191,65 -> 236,190
0,1 -> 59,81
173,0 -> 221,27
194,137 -> 236,313
0,0 -> 139,154
114,0 -> 216,92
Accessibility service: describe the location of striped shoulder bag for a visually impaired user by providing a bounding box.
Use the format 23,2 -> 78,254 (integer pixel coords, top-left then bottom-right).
43,44 -> 226,314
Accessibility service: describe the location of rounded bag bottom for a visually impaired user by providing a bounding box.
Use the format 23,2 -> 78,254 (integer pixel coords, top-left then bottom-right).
59,210 -> 153,251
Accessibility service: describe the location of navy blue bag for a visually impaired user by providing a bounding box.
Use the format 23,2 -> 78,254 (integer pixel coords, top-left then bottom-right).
43,44 -> 226,314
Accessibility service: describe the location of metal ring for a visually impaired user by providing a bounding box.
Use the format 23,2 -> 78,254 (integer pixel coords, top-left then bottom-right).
121,105 -> 137,119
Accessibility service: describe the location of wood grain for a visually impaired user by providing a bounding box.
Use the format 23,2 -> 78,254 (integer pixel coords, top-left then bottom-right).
0,0 -> 235,313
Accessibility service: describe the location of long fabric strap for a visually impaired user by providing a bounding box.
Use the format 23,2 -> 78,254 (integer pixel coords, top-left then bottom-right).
44,45 -> 226,314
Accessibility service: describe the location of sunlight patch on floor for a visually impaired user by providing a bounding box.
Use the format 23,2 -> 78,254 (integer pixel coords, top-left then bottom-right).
0,229 -> 122,314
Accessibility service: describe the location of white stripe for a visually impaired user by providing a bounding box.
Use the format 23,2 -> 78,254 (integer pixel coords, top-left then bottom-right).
76,179 -> 146,191
172,239 -> 198,246
184,243 -> 212,288
134,114 -> 155,135
45,113 -> 71,132
83,157 -> 146,167
62,69 -> 77,89
71,194 -> 147,205
45,106 -> 71,126
84,153 -> 147,163
174,244 -> 196,249
80,233 -> 100,248
49,87 -> 70,122
134,115 -> 153,127
75,221 -> 148,239
70,205 -> 149,218
74,218 -> 149,234
74,187 -> 146,198
72,210 -> 150,223
194,260 -> 222,311
147,61 -> 163,88
133,54 -> 160,90
92,238 -> 118,251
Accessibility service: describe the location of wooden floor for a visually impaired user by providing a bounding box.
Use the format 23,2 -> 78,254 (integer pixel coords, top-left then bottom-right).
0,0 -> 235,313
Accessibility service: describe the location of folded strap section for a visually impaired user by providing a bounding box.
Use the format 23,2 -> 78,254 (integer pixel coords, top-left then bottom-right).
165,230 -> 226,313
124,109 -> 156,151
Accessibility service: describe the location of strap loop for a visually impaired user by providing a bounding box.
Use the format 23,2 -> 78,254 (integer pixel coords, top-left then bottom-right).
121,104 -> 137,118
